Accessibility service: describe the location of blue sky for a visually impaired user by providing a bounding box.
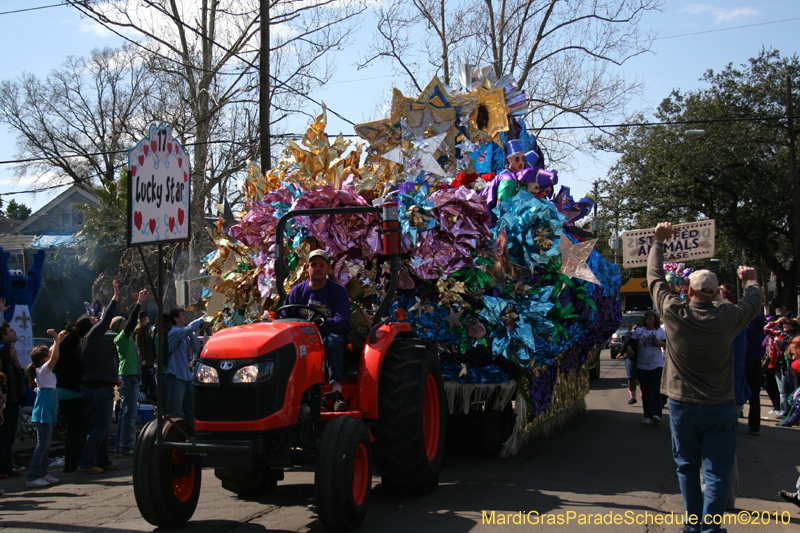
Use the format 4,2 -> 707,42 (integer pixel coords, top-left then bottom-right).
1,0 -> 799,214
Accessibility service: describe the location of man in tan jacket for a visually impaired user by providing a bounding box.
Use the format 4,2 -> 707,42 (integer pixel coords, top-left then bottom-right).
648,222 -> 762,533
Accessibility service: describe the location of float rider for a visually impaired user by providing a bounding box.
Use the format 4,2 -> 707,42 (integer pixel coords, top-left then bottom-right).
282,250 -> 351,412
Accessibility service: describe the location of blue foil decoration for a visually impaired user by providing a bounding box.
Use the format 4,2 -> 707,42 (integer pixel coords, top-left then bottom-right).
493,190 -> 565,266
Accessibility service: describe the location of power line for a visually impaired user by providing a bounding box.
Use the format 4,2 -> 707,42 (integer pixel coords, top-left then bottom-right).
654,17 -> 800,41
0,2 -> 66,16
1,114 -> 795,168
0,162 -> 127,197
538,114 -> 797,131
0,135 -> 307,167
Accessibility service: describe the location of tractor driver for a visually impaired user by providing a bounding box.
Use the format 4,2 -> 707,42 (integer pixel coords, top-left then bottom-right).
283,249 -> 351,411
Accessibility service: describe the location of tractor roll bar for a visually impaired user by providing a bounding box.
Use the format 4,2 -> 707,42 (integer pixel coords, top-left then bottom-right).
274,205 -> 402,344
275,206 -> 380,303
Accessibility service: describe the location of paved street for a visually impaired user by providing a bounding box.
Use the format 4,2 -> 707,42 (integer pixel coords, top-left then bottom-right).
1,351 -> 799,532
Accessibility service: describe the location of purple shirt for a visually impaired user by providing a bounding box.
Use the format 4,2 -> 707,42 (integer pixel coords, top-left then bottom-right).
283,280 -> 350,335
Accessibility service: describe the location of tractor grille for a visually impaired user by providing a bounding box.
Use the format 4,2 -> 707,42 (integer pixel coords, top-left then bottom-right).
194,343 -> 296,421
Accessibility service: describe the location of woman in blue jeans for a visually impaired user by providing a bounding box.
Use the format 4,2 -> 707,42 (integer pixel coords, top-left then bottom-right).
631,311 -> 667,426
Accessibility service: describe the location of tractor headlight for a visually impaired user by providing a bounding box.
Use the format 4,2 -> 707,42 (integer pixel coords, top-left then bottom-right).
195,362 -> 219,384
232,361 -> 275,384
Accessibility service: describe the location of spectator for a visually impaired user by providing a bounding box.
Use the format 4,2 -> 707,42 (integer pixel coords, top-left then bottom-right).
744,313 -> 766,435
25,329 -> 67,488
282,249 -> 351,411
630,311 -> 666,426
777,337 -> 800,427
726,316 -> 750,510
0,336 -> 26,479
164,307 -> 204,428
647,221 -> 762,533
763,321 -> 782,414
764,317 -> 799,416
112,289 -> 147,455
77,280 -> 121,474
134,310 -> 156,401
53,316 -> 95,472
618,327 -> 641,406
779,480 -> 800,509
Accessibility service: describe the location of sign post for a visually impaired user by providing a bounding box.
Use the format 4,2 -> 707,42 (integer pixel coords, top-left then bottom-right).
621,220 -> 715,269
127,123 -> 191,443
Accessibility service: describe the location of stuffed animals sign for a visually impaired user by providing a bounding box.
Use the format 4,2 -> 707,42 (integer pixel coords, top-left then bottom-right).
127,123 -> 191,246
622,220 -> 715,269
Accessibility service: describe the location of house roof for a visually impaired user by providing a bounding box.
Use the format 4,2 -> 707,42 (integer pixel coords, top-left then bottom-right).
12,184 -> 98,234
0,233 -> 36,252
0,217 -> 22,235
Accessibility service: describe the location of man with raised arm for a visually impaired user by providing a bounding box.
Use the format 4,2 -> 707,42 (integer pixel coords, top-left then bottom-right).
648,222 -> 762,533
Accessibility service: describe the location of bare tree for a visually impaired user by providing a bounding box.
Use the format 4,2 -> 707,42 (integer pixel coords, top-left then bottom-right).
64,0 -> 365,264
359,0 -> 660,166
0,44 -> 173,189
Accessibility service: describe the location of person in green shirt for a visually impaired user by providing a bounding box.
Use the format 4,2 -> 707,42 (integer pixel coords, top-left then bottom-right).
111,289 -> 147,455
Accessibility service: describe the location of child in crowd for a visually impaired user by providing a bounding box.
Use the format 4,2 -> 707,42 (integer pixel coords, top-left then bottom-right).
25,328 -> 67,488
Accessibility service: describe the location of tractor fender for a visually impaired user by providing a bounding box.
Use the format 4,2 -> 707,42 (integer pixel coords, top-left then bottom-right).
356,322 -> 413,418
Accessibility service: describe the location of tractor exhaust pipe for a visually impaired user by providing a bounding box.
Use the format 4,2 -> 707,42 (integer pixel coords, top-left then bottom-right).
370,201 -> 400,344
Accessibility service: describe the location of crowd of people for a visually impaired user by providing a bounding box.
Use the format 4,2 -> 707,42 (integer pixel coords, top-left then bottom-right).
0,283 -> 208,492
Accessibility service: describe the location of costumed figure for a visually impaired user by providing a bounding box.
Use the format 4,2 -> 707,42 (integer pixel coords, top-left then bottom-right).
480,140 -> 538,211
0,247 -> 46,368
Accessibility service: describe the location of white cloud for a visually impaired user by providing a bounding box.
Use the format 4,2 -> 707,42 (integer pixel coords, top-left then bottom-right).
680,4 -> 714,14
80,21 -> 114,38
713,7 -> 759,22
678,4 -> 759,24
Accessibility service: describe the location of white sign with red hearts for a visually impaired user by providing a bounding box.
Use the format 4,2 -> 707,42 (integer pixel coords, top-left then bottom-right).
128,123 -> 191,245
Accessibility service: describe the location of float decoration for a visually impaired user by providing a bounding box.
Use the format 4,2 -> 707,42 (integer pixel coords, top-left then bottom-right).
202,72 -> 621,456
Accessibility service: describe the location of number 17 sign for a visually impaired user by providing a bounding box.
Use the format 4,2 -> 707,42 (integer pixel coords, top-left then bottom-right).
127,123 -> 191,246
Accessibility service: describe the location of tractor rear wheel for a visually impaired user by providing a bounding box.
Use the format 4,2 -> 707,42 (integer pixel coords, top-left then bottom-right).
315,416 -> 372,531
372,340 -> 446,495
133,417 -> 201,528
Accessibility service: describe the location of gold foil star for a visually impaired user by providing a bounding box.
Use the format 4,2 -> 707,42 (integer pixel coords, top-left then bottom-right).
472,87 -> 510,140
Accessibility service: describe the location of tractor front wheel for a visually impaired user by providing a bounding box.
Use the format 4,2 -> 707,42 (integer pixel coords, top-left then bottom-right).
315,416 -> 373,531
372,340 -> 446,495
133,417 -> 201,528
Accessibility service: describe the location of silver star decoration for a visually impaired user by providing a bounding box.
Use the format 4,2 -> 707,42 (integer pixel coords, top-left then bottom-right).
381,131 -> 448,176
409,255 -> 425,269
444,308 -> 463,329
559,234 -> 601,285
407,104 -> 456,139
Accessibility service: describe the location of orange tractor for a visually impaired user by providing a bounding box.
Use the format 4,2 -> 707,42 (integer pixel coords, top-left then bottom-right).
133,203 -> 446,531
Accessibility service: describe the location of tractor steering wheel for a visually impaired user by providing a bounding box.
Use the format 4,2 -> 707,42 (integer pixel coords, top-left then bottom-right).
275,304 -> 327,329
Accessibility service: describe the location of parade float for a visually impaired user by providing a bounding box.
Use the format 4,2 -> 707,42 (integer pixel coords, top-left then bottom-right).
199,67 -> 622,456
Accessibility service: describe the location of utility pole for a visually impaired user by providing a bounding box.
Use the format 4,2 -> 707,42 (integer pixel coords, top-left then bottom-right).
787,75 -> 798,314
260,0 -> 271,171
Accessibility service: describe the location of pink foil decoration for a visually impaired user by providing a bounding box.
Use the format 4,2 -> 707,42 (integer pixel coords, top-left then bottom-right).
408,188 -> 493,278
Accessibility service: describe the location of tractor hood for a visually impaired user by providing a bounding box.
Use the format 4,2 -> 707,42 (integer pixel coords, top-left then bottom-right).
200,321 -> 322,360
